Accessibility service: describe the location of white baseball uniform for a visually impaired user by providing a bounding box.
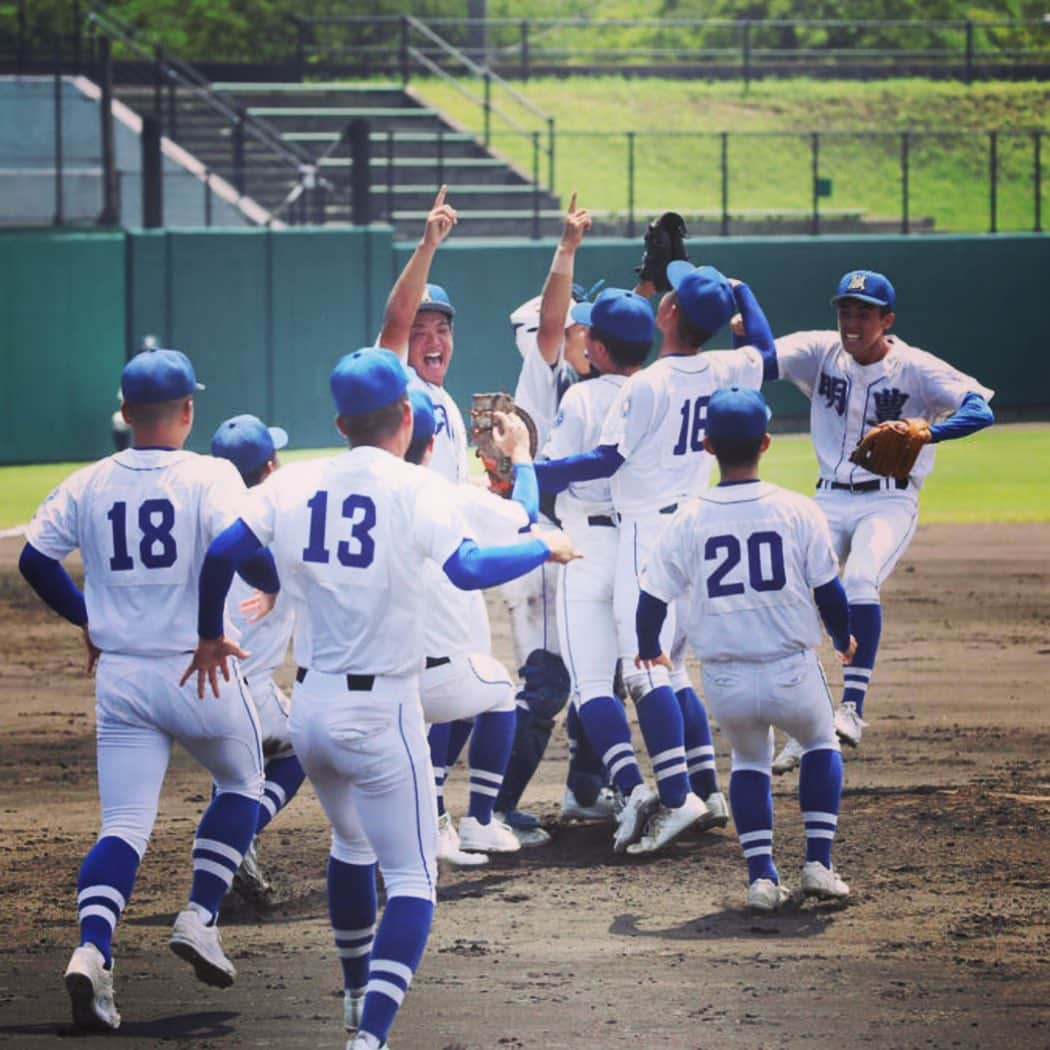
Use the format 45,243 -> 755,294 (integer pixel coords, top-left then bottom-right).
239,447 -> 471,900
24,449 -> 264,857
408,369 -> 470,485
775,331 -> 995,602
639,481 -> 842,769
600,348 -> 766,694
543,373 -> 626,705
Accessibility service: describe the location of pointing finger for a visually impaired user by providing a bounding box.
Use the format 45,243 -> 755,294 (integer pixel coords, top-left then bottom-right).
434,184 -> 447,208
568,191 -> 577,213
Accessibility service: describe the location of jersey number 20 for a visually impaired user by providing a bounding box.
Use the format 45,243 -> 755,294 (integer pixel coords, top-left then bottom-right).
705,530 -> 785,597
302,491 -> 376,568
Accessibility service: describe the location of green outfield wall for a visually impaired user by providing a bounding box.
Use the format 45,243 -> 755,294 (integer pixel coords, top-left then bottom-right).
1,228 -> 1046,465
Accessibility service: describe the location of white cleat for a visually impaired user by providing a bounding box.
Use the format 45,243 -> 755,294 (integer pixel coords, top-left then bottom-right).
169,908 -> 236,988
771,736 -> 804,775
346,1031 -> 388,1049
457,815 -> 522,853
560,785 -> 619,823
696,791 -> 730,832
496,811 -> 552,848
64,944 -> 121,1031
747,879 -> 791,915
626,793 -> 707,855
344,990 -> 364,1033
801,861 -> 851,901
834,701 -> 867,748
612,783 -> 659,853
436,812 -> 489,866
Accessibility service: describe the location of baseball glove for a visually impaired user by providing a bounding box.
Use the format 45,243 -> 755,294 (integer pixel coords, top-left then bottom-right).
470,392 -> 538,496
635,212 -> 689,292
849,418 -> 931,480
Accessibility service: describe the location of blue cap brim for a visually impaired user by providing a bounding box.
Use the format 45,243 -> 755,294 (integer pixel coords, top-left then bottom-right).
268,426 -> 288,451
666,259 -> 694,289
570,302 -> 593,327
830,293 -> 889,307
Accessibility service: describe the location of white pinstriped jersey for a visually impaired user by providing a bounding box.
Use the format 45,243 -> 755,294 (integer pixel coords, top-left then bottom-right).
408,370 -> 470,485
640,481 -> 840,663
240,447 -> 468,676
543,373 -> 626,519
226,573 -> 295,679
515,340 -> 577,452
422,481 -> 530,658
600,348 -> 765,517
775,331 -> 994,488
25,449 -> 246,656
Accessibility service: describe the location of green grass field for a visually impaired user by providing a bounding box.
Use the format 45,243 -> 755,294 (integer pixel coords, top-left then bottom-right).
413,78 -> 1050,233
2,423 -> 1045,531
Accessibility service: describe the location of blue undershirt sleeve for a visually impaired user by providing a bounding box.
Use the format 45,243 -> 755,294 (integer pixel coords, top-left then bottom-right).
442,537 -> 550,590
928,391 -> 994,444
732,282 -> 779,382
198,519 -> 264,639
636,590 -> 669,661
18,543 -> 87,626
237,549 -> 280,594
511,463 -> 540,523
533,444 -> 624,494
813,577 -> 851,653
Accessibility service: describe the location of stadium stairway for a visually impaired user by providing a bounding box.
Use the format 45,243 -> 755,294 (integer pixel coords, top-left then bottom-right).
112,80 -> 563,235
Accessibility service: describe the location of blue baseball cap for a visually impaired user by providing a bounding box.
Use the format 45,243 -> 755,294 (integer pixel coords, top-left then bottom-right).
210,414 -> 288,479
831,270 -> 895,309
666,262 -> 737,336
330,348 -> 409,416
571,287 -> 655,346
417,283 -> 455,320
408,386 -> 437,446
120,348 -> 204,404
705,386 -> 772,456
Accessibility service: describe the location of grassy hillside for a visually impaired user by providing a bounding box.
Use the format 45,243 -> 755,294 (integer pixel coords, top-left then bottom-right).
412,78 -> 1050,232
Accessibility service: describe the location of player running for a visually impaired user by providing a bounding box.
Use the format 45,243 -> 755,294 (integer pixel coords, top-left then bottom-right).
637,385 -> 857,912
767,270 -> 994,772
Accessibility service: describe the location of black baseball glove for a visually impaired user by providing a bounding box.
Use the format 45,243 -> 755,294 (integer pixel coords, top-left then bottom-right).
635,212 -> 689,292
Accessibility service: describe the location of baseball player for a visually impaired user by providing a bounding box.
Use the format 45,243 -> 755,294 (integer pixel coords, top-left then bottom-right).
535,260 -> 780,853
767,270 -> 994,772
210,414 -> 304,905
182,348 -> 580,1050
637,385 -> 858,912
19,348 -> 272,1031
408,387 -> 544,861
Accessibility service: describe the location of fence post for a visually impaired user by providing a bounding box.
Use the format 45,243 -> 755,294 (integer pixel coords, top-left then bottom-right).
901,131 -> 910,234
989,130 -> 997,233
203,169 -> 212,227
142,114 -> 163,228
521,20 -> 529,81
742,20 -> 751,93
721,132 -> 729,237
72,0 -> 82,75
17,0 -> 26,74
231,112 -> 245,195
400,16 -> 409,87
547,116 -> 555,190
167,78 -> 177,140
531,131 -> 540,240
626,132 -> 636,238
98,36 -> 119,225
1034,130 -> 1042,234
153,46 -> 164,128
811,132 -> 820,235
964,20 -> 974,85
53,37 -> 64,226
483,71 -> 492,147
294,17 -> 305,81
386,129 -> 395,224
349,118 -> 371,226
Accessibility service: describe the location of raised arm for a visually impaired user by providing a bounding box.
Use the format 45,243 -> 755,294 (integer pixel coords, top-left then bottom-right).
378,185 -> 458,355
538,192 -> 591,365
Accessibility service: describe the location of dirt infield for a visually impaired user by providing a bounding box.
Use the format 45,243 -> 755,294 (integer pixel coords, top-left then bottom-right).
1,523 -> 1048,1050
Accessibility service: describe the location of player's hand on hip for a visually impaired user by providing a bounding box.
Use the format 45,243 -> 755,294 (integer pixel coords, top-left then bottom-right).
634,652 -> 672,672
836,635 -> 858,666
82,624 -> 100,675
532,525 -> 582,564
422,184 -> 457,248
559,191 -> 592,251
240,589 -> 277,624
492,410 -> 530,464
180,637 -> 249,700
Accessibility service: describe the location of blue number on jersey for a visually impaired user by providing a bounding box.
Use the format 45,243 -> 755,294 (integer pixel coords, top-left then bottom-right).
302,490 -> 377,568
672,396 -> 710,456
705,530 -> 785,597
107,499 -> 178,571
